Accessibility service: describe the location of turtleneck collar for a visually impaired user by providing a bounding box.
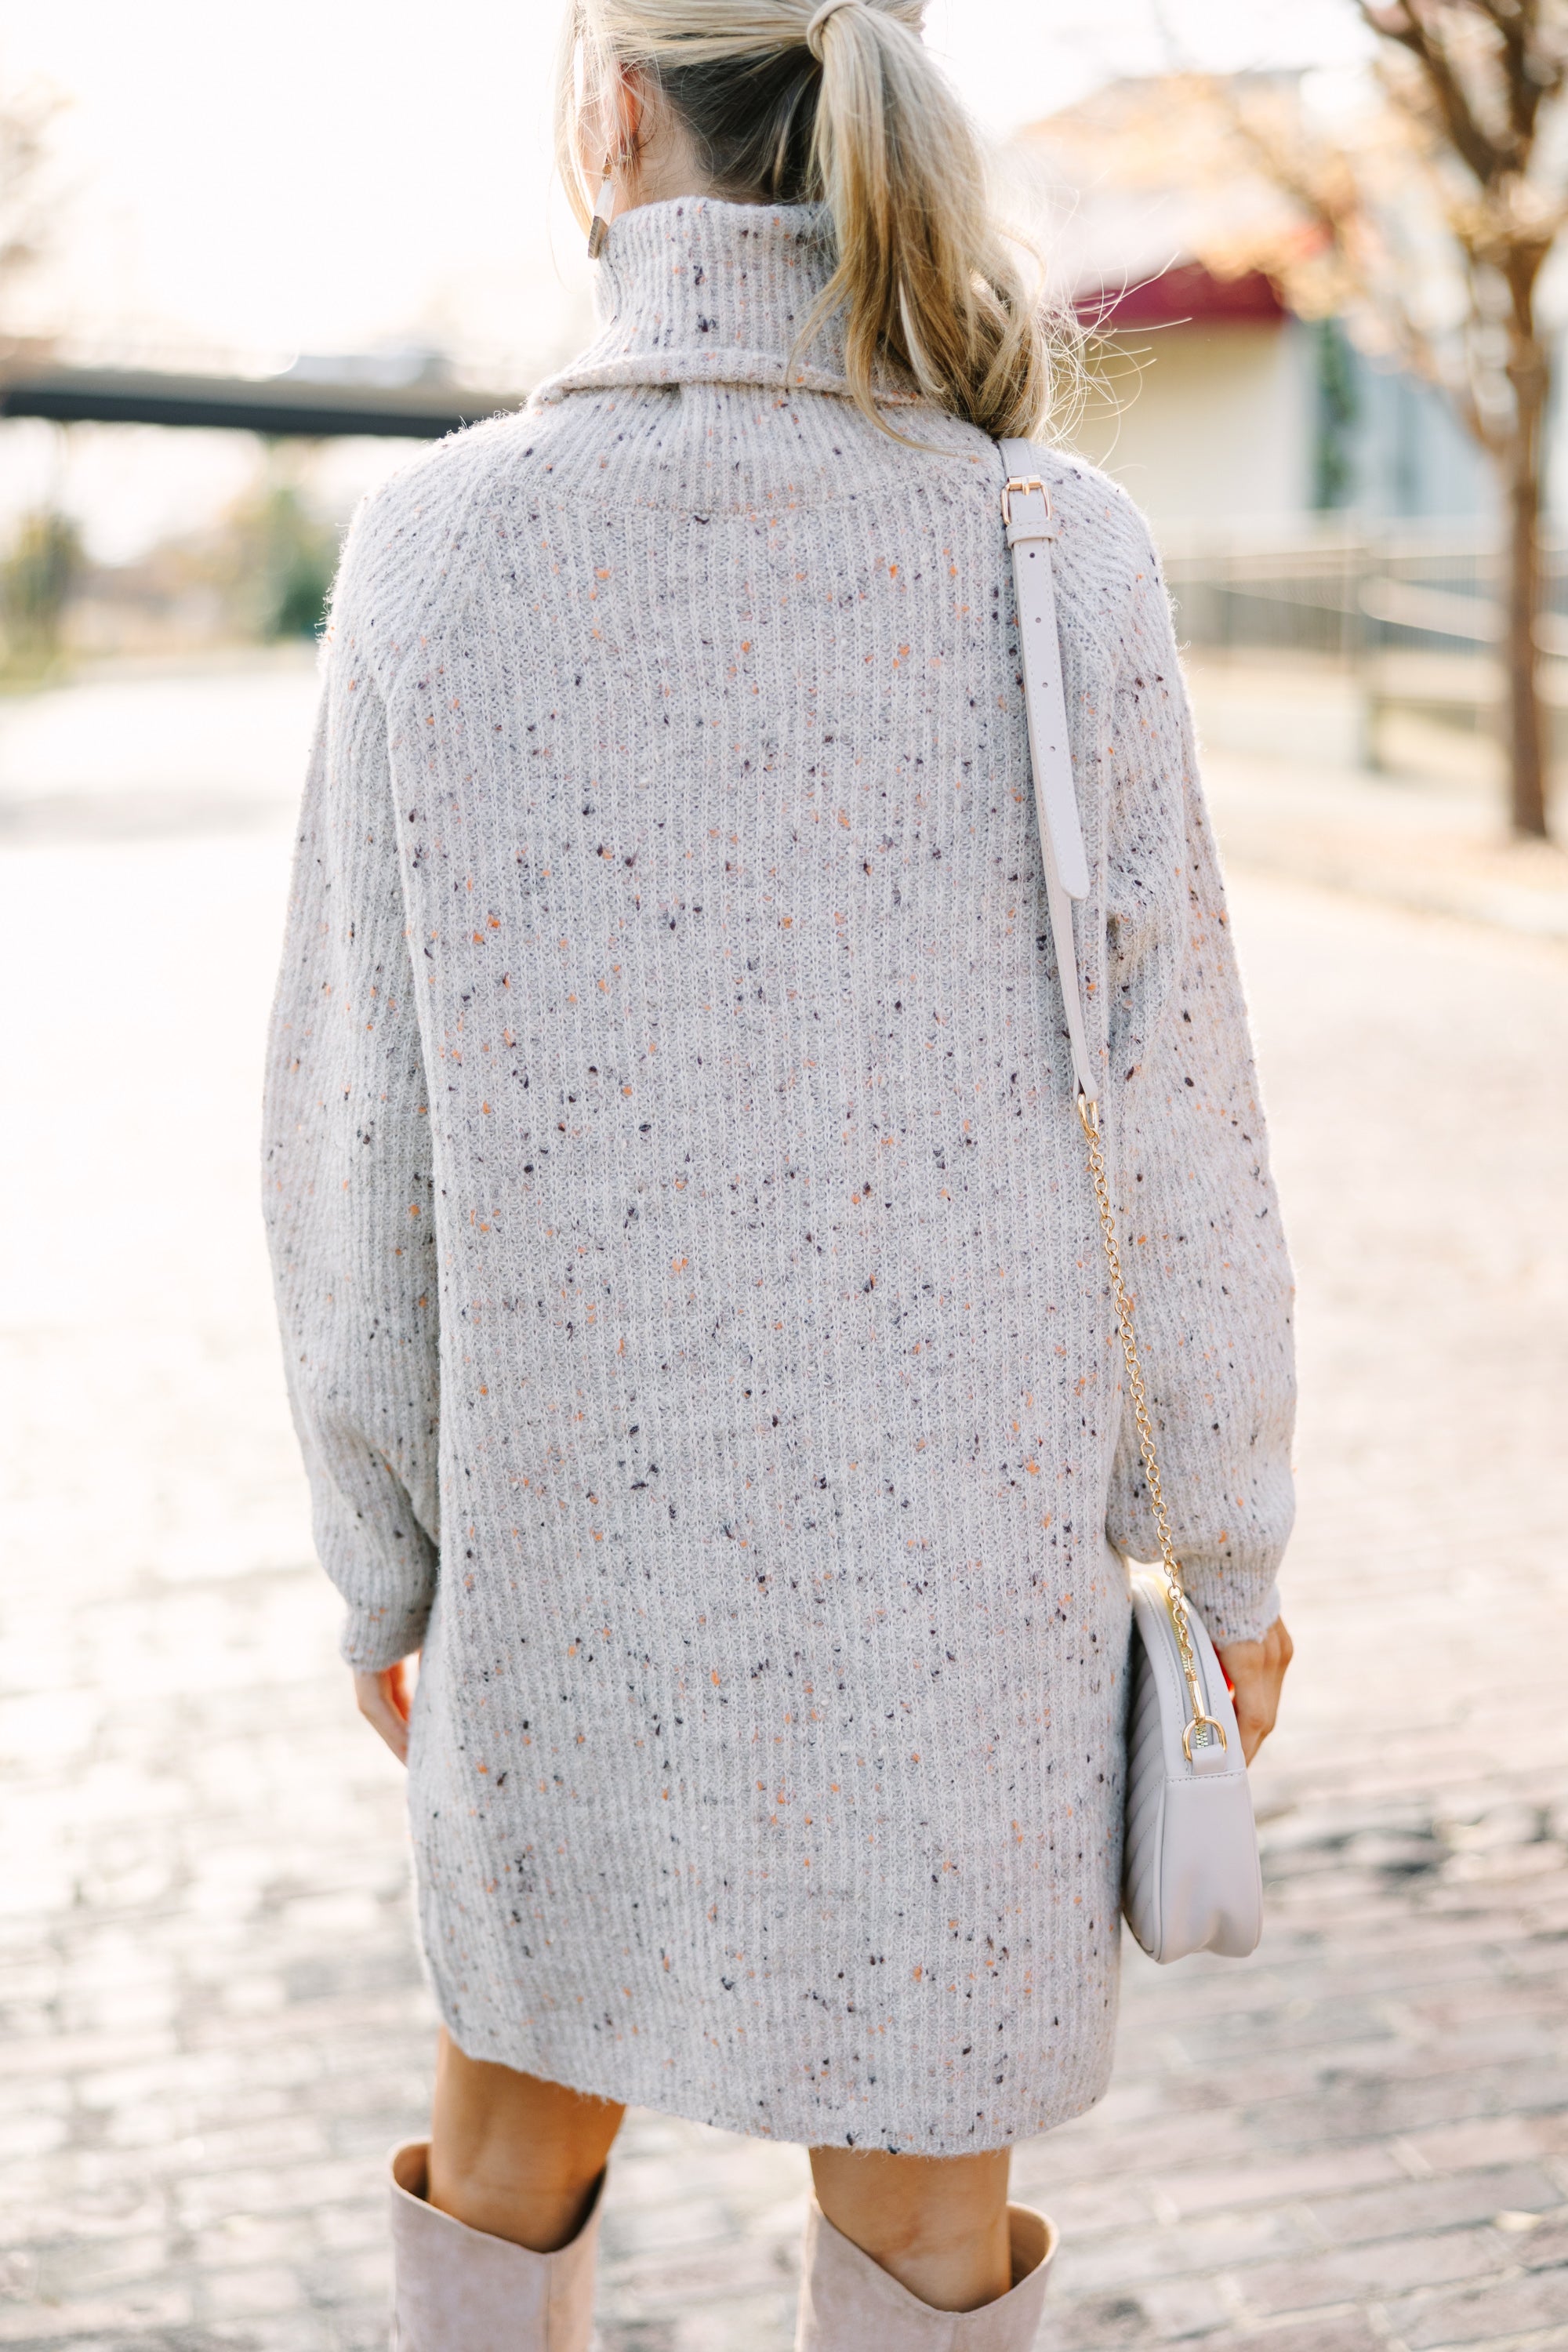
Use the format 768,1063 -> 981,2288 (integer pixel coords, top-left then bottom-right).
536,196 -> 920,407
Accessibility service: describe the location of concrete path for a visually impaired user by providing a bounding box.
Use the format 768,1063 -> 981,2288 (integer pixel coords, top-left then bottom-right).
2,662 -> 1566,2350
1186,654 -> 1568,942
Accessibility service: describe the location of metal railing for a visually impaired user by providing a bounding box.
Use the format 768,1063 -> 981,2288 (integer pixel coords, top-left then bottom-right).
1160,524 -> 1568,669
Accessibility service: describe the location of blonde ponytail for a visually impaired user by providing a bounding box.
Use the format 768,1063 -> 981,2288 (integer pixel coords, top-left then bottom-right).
556,0 -> 1061,441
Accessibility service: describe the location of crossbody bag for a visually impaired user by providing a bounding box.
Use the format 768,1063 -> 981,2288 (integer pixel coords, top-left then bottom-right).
999,437 -> 1264,1964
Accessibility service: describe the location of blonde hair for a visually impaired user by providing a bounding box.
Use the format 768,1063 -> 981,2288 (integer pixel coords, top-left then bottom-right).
554,0 -> 1056,440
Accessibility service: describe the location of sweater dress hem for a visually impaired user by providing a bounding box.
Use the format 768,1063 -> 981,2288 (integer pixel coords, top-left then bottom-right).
423,1947 -> 1123,2156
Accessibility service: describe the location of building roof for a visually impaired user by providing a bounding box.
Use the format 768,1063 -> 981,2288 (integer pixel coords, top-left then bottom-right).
1006,74 -> 1302,329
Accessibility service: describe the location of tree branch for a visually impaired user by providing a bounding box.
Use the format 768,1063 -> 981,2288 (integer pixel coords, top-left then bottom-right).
1358,0 -> 1512,182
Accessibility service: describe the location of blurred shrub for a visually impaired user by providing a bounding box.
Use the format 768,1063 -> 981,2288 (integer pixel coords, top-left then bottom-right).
226,477 -> 340,640
0,458 -> 346,664
0,506 -> 83,670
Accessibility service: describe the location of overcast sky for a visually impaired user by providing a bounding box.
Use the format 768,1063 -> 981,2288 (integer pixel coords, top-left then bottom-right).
5,0 -> 1364,365
0,0 -> 1365,557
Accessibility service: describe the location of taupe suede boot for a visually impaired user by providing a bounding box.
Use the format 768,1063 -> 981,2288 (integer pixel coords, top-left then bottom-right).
388,2142 -> 604,2352
795,2199 -> 1057,2352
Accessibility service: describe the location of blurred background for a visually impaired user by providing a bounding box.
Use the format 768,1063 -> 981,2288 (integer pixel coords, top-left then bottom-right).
3,5 -> 1567,2350
9,0 -> 1568,860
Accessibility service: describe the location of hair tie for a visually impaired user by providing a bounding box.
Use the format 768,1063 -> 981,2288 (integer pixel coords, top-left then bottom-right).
805,0 -> 862,60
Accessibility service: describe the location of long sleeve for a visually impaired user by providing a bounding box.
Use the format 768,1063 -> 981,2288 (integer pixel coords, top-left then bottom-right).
1098,528 -> 1297,1644
262,647 -> 441,1670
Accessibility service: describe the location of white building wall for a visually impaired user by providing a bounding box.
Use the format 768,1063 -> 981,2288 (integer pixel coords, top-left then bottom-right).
1066,319 -> 1316,532
1347,355 -> 1493,521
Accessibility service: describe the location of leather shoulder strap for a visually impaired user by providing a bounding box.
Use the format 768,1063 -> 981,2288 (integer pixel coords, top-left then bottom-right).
998,450 -> 1217,1725
998,437 -> 1097,1108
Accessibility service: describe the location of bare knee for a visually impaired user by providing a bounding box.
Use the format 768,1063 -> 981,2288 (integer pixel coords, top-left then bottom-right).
428,2031 -> 624,2252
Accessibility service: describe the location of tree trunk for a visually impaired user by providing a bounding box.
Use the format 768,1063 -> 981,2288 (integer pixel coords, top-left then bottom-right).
1504,432 -> 1549,837
1504,310 -> 1550,840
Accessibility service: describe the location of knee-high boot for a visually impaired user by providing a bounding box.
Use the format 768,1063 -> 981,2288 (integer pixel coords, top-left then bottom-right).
795,2198 -> 1057,2352
388,2143 -> 604,2352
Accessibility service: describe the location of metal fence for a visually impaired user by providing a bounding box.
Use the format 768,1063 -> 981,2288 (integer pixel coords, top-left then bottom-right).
1160,525 -> 1568,665
1157,526 -> 1568,759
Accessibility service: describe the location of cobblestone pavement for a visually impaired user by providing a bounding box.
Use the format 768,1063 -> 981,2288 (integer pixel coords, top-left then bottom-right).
2,660 -> 1566,2352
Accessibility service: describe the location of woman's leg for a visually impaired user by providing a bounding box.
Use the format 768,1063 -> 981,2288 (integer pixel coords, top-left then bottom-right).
426,2029 -> 626,2252
808,2147 -> 1014,2310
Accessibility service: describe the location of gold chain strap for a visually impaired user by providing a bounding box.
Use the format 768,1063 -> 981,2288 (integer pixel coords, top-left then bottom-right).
1076,1095 -> 1227,1757
1001,445 -> 1226,1759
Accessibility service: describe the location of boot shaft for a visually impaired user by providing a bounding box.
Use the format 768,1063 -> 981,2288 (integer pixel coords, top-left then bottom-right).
795,2198 -> 1057,2351
387,2142 -> 601,2352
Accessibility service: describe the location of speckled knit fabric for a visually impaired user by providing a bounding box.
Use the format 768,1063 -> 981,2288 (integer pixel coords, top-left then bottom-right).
262,198 -> 1294,2153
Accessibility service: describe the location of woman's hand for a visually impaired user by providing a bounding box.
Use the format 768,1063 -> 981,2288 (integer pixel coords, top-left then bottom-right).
354,1656 -> 417,1764
1214,1619 -> 1293,1765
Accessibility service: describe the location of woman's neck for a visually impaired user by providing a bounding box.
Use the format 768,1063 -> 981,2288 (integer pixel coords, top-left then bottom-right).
591,78 -> 767,218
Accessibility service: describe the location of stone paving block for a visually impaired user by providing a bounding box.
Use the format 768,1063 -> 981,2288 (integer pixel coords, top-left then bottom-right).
1231,2222 -> 1508,2316
1517,2215 -> 1568,2268
1398,1988 -> 1568,2046
5,2039 -> 177,2091
660,2299 -> 800,2352
1004,2166 -> 1156,2233
1499,1936 -> 1568,1982
299,2248 -> 392,2311
31,2251 -> 172,2311
1304,2168 -> 1566,2248
7,2196 -> 165,2262
1032,2288 -> 1152,2349
1389,2267 -> 1568,2349
1050,2205 -> 1318,2295
0,2285 -> 195,2347
205,2318 -> 346,2352
1210,2062 -> 1568,2154
190,2220 -> 321,2275
596,2325 -> 681,2352
1123,2267 -> 1240,2339
138,2122 -> 339,2182
0,2123 -> 71,2172
1160,2318 -> 1388,2352
1162,1998 -> 1397,2067
304,2206 -> 387,2261
1432,2337 -> 1568,2352
601,2201 -> 757,2259
194,2267 -> 307,2323
601,2225 -> 809,2305
1028,2099 -> 1271,2178
1145,2140 -> 1408,2219
1399,2114 -> 1568,2177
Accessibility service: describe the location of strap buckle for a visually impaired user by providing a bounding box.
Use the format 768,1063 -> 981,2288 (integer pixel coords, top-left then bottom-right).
1001,472 -> 1051,528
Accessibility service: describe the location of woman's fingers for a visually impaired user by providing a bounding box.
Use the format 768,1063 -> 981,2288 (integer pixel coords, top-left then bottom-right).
354,1657 -> 416,1764
1214,1618 -> 1294,1766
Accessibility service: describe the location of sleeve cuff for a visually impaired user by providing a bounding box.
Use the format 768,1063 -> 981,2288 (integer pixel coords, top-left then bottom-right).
1181,1572 -> 1282,1649
338,1593 -> 433,1673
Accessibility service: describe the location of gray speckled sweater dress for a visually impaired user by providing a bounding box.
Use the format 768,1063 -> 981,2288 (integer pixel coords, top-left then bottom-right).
263,198 -> 1294,2154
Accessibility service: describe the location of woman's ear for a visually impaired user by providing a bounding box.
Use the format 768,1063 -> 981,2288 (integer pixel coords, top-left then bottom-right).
608,67 -> 649,162
577,60 -> 644,191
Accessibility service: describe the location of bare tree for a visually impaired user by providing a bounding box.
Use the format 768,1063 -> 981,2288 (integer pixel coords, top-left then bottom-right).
1060,12 -> 1568,837
0,73 -> 70,672
0,72 -> 60,359
1274,3 -> 1567,840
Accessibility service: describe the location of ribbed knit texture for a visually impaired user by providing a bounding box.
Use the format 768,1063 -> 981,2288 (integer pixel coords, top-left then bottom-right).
262,198 -> 1294,2153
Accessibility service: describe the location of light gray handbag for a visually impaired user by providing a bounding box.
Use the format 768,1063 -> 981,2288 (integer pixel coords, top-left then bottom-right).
1000,439 -> 1264,1965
